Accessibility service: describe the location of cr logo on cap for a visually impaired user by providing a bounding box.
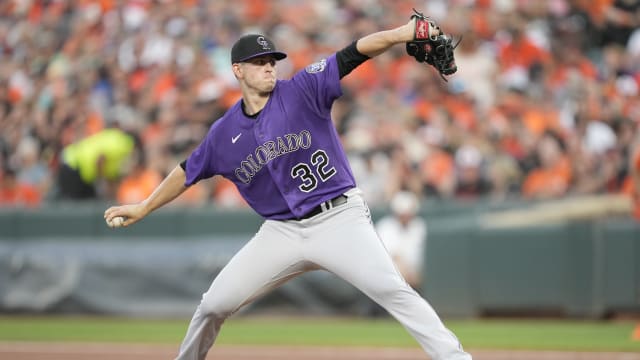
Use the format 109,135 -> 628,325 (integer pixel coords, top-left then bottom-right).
256,36 -> 270,50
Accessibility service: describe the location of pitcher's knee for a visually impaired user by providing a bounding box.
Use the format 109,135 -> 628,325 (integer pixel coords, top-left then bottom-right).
199,293 -> 235,321
368,279 -> 418,304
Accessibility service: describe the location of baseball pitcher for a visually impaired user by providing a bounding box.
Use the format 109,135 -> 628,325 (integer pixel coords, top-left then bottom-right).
105,8 -> 470,360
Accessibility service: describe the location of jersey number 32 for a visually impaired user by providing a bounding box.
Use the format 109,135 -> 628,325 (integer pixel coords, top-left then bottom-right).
291,150 -> 336,192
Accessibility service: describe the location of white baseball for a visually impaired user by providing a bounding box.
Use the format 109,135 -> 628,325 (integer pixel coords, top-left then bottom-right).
107,216 -> 125,228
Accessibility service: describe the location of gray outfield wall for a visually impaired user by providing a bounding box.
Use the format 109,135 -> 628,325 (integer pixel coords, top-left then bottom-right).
0,199 -> 638,318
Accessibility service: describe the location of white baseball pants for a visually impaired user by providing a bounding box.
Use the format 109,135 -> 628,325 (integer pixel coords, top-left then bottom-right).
175,188 -> 472,360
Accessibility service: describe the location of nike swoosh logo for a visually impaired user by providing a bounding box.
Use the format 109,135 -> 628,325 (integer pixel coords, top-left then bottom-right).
232,133 -> 242,143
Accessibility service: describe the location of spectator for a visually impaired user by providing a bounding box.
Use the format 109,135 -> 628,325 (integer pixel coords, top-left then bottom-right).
0,165 -> 41,208
487,154 -> 523,200
522,132 -> 573,199
375,191 -> 427,291
116,146 -> 162,205
623,133 -> 640,220
454,144 -> 493,199
602,0 -> 640,46
210,177 -> 248,209
56,127 -> 141,200
573,121 -> 625,194
14,137 -> 51,197
497,13 -> 551,74
0,1 -> 638,209
419,121 -> 456,198
452,30 -> 499,111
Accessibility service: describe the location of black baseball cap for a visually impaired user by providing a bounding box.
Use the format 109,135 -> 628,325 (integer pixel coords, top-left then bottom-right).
231,34 -> 287,63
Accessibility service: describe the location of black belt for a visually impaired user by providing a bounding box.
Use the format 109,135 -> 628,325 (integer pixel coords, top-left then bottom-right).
296,195 -> 348,220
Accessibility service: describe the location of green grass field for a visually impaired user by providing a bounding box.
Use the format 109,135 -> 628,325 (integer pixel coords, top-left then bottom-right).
0,316 -> 638,352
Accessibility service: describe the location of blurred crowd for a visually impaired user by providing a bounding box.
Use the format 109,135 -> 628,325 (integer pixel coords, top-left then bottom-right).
1,0 -> 640,214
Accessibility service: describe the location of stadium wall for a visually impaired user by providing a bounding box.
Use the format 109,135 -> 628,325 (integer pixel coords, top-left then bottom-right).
0,200 -> 638,318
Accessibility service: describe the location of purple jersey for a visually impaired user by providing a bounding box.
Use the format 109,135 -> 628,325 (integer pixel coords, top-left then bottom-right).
184,54 -> 356,219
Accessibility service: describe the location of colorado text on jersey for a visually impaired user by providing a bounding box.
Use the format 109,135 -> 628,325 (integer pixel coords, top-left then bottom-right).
234,130 -> 312,184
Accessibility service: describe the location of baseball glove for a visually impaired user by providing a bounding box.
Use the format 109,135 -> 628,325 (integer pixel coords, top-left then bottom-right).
406,8 -> 460,81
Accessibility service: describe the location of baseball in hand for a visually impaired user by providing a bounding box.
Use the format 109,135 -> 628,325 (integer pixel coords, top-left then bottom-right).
107,216 -> 125,228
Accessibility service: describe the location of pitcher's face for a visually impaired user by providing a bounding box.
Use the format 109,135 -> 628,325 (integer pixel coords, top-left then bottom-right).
236,55 -> 277,94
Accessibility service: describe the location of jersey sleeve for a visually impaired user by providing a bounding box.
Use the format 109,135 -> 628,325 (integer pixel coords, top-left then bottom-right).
184,126 -> 218,186
290,54 -> 342,117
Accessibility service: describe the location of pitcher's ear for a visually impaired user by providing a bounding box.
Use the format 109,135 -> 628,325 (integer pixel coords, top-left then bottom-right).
232,63 -> 242,78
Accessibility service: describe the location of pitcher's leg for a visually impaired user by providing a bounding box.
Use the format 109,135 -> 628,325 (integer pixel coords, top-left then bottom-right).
176,221 -> 306,360
308,201 -> 472,360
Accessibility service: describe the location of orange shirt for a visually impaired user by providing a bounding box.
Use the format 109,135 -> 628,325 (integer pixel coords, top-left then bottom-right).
575,0 -> 614,25
443,96 -> 477,130
414,99 -> 436,123
0,183 -> 41,208
152,72 -> 176,102
212,178 -> 248,208
547,60 -> 598,90
522,157 -> 572,199
521,107 -> 561,138
117,169 -> 162,204
421,150 -> 454,189
242,0 -> 271,18
341,60 -> 380,92
499,38 -> 550,70
173,182 -> 209,206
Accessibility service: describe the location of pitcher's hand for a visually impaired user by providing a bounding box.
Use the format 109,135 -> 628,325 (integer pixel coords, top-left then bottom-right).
104,202 -> 148,228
